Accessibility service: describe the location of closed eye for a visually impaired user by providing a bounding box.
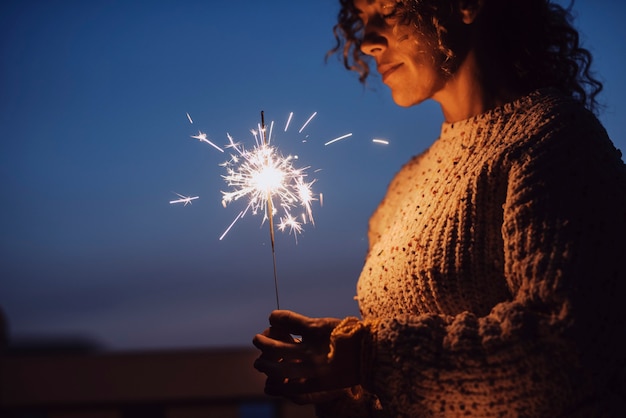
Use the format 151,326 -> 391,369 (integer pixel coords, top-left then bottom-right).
381,3 -> 400,21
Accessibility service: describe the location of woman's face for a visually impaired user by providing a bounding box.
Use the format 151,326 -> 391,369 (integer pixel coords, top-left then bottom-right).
354,0 -> 448,107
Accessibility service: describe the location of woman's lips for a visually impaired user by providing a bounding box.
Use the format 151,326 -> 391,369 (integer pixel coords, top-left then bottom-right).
380,63 -> 402,83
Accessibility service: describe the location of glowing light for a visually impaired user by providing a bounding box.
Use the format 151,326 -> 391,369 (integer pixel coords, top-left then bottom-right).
284,112 -> 293,132
191,131 -> 224,153
219,209 -> 245,241
175,109 -> 359,309
324,132 -> 353,146
299,111 -> 317,133
169,192 -> 199,206
278,212 -> 304,241
220,129 -> 317,240
372,138 -> 389,145
268,120 -> 274,145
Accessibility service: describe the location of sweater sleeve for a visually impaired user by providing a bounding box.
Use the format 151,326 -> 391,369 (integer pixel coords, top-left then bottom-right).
344,108 -> 626,417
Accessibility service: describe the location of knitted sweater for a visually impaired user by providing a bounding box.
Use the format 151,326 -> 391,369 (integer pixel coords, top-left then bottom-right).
317,90 -> 626,417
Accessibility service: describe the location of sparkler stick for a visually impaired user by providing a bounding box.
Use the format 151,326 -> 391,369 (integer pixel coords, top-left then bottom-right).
261,111 -> 281,309
182,110 -> 326,308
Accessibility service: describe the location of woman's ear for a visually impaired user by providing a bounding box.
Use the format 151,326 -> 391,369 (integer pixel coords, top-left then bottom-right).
458,0 -> 484,24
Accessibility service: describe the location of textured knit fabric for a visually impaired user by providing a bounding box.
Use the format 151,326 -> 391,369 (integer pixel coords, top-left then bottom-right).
316,89 -> 626,417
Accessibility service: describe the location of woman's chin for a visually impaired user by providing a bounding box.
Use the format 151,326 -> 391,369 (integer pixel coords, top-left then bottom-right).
390,92 -> 424,108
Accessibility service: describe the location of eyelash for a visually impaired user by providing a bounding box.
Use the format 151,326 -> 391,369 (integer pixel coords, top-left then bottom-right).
381,4 -> 400,20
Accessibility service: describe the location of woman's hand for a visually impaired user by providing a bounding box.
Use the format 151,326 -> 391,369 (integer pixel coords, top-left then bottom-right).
253,310 -> 362,403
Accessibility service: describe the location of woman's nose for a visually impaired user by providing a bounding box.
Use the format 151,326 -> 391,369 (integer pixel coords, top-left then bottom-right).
360,29 -> 388,56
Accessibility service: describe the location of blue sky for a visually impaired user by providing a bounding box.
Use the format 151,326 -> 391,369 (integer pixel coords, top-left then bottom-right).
1,0 -> 625,351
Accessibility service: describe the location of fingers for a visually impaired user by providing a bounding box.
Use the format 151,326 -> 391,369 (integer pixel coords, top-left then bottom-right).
269,310 -> 312,336
263,373 -> 338,398
253,333 -> 308,361
253,355 -> 321,381
253,332 -> 330,390
253,310 -> 351,401
267,325 -> 295,343
257,327 -> 295,362
258,326 -> 295,343
269,310 -> 342,341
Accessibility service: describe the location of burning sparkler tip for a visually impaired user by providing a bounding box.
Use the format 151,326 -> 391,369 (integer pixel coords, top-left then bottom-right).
220,112 -> 318,243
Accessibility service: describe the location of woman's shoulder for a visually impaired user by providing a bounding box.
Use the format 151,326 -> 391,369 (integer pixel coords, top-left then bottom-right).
502,89 -> 619,161
501,90 -> 626,197
515,89 -> 605,138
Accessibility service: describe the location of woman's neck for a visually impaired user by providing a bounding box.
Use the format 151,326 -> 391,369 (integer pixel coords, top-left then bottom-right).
434,50 -> 523,123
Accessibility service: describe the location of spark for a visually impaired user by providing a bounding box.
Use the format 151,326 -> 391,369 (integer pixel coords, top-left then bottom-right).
298,111 -> 317,133
191,131 -> 224,153
268,120 -> 274,145
284,112 -> 293,132
169,192 -> 199,206
278,212 -> 304,242
186,112 -> 194,124
220,122 -> 317,241
223,133 -> 241,152
372,138 -> 389,145
324,132 -> 353,146
219,209 -> 245,241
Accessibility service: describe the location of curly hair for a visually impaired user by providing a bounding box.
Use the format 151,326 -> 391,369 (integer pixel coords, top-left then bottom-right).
328,0 -> 603,112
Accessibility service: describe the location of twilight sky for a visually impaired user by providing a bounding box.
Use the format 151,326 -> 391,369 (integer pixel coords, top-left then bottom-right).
1,0 -> 625,352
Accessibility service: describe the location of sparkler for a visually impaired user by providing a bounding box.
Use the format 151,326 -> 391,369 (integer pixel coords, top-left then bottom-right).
219,111 -> 318,308
176,109 -> 355,308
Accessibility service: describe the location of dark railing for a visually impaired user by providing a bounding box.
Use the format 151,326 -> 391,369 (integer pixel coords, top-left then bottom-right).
0,346 -> 315,418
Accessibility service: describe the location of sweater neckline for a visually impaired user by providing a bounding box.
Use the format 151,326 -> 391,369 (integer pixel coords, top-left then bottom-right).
439,89 -> 552,141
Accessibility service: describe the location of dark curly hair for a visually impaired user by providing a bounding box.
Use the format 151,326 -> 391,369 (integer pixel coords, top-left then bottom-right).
328,0 -> 603,113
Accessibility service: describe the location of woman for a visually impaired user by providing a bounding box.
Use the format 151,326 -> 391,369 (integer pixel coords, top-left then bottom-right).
254,0 -> 626,416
